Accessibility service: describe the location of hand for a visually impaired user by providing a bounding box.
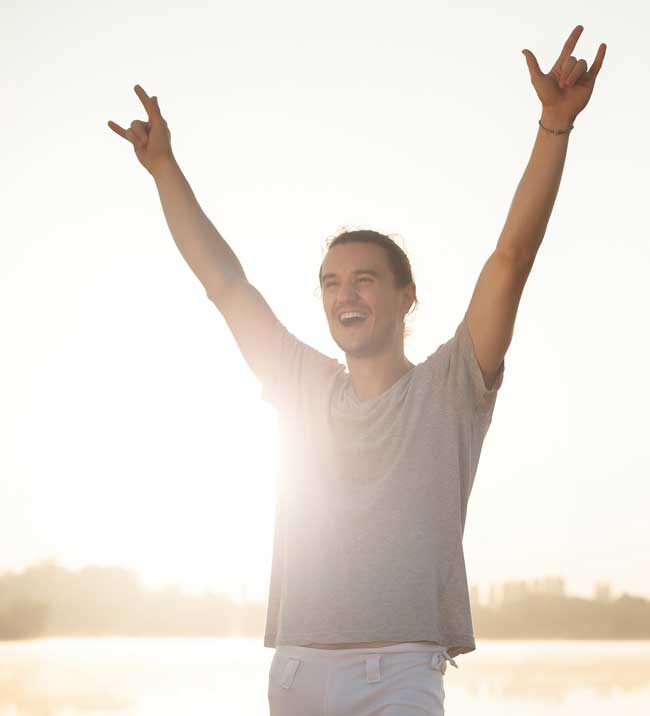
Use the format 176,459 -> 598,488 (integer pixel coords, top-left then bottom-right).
522,25 -> 607,123
108,85 -> 174,176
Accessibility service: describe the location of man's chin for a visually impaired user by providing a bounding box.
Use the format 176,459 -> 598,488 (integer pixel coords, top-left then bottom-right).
333,336 -> 375,358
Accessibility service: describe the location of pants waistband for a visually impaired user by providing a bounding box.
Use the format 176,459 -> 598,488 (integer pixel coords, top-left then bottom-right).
274,644 -> 459,689
277,642 -> 452,658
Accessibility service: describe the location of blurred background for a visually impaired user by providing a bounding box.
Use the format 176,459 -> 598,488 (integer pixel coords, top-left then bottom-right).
1,0 -> 648,713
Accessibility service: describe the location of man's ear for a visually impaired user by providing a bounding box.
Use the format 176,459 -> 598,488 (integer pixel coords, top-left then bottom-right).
402,282 -> 416,315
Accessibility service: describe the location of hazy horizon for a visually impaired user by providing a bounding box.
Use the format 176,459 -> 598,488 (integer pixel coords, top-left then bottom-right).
0,555 -> 639,606
2,0 -> 648,607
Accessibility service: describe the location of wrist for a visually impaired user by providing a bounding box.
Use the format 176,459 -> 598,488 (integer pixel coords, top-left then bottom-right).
150,155 -> 179,181
540,108 -> 575,132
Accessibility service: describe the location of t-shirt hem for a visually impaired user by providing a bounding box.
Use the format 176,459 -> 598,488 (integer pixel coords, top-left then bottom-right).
264,631 -> 476,658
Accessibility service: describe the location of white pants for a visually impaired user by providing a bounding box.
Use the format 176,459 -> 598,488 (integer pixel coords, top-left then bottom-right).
268,642 -> 458,716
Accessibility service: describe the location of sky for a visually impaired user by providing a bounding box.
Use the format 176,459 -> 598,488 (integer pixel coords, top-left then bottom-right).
2,0 -> 648,606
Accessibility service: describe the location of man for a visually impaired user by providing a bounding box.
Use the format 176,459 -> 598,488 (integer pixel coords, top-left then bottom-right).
109,23 -> 605,716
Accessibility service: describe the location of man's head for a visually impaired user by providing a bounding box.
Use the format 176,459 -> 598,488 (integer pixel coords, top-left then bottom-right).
318,229 -> 418,358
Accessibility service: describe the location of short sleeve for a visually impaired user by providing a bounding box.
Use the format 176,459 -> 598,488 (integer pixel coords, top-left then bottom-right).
259,319 -> 344,414
444,313 -> 505,413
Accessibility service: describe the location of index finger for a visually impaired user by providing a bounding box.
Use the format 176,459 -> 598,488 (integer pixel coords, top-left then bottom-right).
556,24 -> 584,66
134,84 -> 155,120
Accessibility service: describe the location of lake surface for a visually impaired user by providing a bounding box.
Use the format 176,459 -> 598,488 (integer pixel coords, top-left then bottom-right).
0,637 -> 648,715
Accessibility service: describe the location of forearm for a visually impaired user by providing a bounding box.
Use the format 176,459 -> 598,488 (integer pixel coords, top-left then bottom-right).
152,157 -> 246,301
495,108 -> 574,264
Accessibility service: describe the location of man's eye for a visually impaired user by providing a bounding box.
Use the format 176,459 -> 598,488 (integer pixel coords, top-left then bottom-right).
324,278 -> 371,288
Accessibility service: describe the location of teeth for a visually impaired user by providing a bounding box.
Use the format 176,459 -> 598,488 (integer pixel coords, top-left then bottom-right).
339,312 -> 367,321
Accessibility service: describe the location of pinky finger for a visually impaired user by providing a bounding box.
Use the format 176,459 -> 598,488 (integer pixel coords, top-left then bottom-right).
589,43 -> 607,80
107,120 -> 128,139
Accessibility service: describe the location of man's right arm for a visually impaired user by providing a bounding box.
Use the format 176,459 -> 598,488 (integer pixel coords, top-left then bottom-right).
151,157 -> 280,381
152,157 -> 246,302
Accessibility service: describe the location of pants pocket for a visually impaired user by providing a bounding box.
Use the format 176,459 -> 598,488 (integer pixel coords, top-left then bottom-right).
268,654 -> 312,716
269,653 -> 301,689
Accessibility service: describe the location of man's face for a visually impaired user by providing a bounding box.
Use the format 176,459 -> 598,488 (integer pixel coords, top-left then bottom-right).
320,242 -> 413,358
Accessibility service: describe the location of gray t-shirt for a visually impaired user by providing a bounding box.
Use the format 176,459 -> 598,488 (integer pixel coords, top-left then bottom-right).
259,313 -> 504,659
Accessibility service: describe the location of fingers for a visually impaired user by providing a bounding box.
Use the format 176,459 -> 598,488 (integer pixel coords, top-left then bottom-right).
107,119 -> 128,139
106,118 -> 145,147
130,119 -> 149,143
588,43 -> 607,80
557,25 -> 583,66
522,49 -> 542,79
134,85 -> 165,123
555,26 -> 606,84
107,84 -> 161,144
560,55 -> 577,83
558,42 -> 606,87
134,84 -> 155,122
563,58 -> 588,87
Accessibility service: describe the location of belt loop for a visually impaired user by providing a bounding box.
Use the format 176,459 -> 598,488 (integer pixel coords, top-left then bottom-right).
366,654 -> 381,683
280,657 -> 300,689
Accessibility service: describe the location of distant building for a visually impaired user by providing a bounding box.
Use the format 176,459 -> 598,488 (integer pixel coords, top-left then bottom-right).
502,580 -> 529,604
500,576 -> 566,605
530,576 -> 566,596
594,581 -> 612,603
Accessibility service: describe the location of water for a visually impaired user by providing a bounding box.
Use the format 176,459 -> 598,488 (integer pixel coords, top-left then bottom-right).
0,637 -> 648,715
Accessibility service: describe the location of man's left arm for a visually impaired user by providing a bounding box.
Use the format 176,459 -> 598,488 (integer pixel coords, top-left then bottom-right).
466,25 -> 607,391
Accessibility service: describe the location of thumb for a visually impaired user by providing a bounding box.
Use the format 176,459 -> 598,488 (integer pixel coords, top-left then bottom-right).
521,49 -> 542,80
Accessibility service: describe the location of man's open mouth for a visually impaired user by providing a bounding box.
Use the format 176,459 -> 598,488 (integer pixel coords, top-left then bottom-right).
338,311 -> 369,327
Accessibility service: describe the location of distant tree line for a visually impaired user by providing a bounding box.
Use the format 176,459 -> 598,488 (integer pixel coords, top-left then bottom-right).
1,559 -> 648,641
472,593 -> 650,639
0,559 -> 264,640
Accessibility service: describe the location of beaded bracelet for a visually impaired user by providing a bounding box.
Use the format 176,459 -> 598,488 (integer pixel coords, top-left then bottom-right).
539,119 -> 574,135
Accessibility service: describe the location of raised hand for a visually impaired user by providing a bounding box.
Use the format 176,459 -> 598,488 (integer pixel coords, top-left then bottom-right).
108,85 -> 174,176
522,25 -> 607,122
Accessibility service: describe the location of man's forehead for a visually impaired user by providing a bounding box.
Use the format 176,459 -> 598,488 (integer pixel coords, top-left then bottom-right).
321,243 -> 388,274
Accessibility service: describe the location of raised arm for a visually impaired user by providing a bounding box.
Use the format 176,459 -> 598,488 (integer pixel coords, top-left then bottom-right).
108,85 -> 246,302
498,24 -> 607,263
466,26 -> 607,389
107,85 -> 281,381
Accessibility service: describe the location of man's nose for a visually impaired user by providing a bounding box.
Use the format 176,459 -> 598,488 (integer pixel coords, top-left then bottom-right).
337,282 -> 360,301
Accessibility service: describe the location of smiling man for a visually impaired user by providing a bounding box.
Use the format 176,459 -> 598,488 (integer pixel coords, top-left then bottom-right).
109,22 -> 605,716
258,228 -> 508,635
219,227 -> 510,713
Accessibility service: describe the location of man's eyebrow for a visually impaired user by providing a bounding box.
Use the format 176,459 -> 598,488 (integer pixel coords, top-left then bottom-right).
321,269 -> 380,282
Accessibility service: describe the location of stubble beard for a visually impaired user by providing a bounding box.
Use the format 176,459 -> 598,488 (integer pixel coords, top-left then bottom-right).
335,318 -> 399,360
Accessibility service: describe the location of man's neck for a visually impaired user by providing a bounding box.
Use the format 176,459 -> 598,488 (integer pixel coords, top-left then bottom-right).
346,350 -> 414,402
